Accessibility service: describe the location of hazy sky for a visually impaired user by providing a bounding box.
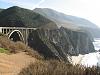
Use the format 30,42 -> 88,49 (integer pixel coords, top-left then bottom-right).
0,0 -> 100,28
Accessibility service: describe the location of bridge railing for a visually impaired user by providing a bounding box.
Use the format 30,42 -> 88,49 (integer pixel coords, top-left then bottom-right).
0,27 -> 37,30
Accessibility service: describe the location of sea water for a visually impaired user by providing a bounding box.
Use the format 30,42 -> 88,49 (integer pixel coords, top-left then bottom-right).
93,38 -> 100,50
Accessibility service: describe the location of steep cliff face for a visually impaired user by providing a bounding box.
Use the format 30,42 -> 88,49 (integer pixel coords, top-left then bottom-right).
28,27 -> 95,62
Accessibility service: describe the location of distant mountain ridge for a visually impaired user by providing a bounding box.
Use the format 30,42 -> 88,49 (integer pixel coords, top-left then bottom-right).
34,8 -> 100,38
34,8 -> 98,28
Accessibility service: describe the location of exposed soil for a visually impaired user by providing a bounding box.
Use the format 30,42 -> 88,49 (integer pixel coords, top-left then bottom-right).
0,52 -> 36,75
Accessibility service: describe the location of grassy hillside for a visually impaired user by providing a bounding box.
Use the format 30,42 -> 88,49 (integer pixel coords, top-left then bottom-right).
0,6 -> 57,28
0,34 -> 43,60
19,60 -> 100,75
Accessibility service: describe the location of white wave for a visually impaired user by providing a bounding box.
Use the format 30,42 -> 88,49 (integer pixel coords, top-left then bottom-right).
72,52 -> 100,67
93,38 -> 100,50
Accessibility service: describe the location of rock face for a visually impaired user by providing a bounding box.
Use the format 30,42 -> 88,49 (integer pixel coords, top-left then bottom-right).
28,27 -> 95,61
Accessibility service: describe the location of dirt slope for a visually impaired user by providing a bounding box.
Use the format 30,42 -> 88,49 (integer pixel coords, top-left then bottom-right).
0,52 -> 36,75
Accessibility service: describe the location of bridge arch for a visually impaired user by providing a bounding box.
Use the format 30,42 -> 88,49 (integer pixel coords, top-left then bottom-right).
8,30 -> 24,42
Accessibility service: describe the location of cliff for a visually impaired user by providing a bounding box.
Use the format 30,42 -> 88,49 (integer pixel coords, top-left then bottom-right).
28,27 -> 95,62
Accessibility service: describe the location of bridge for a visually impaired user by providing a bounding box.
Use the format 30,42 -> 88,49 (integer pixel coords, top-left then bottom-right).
0,27 -> 36,44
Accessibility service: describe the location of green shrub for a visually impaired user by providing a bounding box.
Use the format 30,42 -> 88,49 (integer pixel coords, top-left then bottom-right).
0,48 -> 8,53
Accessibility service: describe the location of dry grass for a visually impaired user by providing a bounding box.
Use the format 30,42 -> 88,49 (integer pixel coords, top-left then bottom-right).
19,60 -> 100,75
0,36 -> 43,60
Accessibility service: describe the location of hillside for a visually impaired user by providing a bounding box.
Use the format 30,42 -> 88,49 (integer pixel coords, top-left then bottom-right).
0,6 -> 57,29
0,34 -> 42,75
34,8 -> 97,28
0,31 -> 98,75
34,8 -> 100,38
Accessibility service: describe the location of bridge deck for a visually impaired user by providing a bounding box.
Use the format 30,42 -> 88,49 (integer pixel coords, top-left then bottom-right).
0,27 -> 37,33
0,27 -> 37,29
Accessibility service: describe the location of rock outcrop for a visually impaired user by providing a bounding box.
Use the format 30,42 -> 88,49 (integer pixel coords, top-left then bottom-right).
28,27 -> 95,62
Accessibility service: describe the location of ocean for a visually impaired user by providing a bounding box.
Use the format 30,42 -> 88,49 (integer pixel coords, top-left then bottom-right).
93,38 -> 100,50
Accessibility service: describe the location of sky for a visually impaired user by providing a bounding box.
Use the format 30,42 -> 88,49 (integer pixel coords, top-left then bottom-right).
0,0 -> 100,28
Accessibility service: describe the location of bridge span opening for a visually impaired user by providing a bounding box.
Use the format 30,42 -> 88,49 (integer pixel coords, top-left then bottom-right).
8,30 -> 24,42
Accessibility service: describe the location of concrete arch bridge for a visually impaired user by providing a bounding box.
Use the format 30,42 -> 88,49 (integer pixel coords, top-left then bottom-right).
0,27 -> 36,44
